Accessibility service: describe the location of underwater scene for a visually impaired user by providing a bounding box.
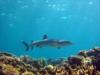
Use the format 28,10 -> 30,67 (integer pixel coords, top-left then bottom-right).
0,0 -> 100,75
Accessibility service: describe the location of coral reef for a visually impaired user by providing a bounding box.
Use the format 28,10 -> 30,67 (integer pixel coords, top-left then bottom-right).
0,47 -> 100,75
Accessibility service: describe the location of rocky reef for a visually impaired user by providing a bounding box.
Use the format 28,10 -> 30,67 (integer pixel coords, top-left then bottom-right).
0,47 -> 100,75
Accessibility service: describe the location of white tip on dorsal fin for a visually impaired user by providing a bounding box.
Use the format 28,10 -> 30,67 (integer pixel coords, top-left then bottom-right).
43,34 -> 48,40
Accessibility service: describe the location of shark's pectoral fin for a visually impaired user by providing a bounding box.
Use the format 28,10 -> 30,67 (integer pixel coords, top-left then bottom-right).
53,45 -> 61,49
36,45 -> 42,48
53,44 -> 61,49
36,45 -> 40,47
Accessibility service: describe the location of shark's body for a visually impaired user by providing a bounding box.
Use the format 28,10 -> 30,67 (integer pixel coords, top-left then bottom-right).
22,35 -> 72,51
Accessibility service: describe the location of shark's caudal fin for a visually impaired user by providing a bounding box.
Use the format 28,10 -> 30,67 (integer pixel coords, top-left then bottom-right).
30,40 -> 34,50
21,41 -> 30,51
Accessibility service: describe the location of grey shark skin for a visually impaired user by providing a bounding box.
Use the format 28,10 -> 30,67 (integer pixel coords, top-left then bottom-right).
22,35 -> 72,51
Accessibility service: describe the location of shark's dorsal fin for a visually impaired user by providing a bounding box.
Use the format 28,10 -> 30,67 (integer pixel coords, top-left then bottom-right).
43,34 -> 48,40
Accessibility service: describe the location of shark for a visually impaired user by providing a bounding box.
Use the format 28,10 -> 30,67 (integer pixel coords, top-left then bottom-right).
22,35 -> 72,51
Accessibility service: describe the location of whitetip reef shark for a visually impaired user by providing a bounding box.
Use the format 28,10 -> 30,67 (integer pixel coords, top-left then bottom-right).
22,35 -> 72,51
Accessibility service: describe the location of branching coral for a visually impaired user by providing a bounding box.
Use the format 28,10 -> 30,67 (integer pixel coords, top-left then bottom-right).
22,71 -> 34,75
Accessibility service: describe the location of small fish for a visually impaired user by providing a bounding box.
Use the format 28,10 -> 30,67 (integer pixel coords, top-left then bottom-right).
22,35 -> 72,51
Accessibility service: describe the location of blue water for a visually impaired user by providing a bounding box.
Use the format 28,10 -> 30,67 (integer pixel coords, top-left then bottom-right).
0,0 -> 100,58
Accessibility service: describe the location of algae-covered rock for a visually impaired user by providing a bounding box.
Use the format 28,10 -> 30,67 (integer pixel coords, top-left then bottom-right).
86,47 -> 100,57
93,47 -> 100,53
78,50 -> 88,57
0,52 -> 14,57
44,64 -> 54,71
68,55 -> 84,65
87,50 -> 96,57
82,57 -> 92,64
22,71 -> 34,75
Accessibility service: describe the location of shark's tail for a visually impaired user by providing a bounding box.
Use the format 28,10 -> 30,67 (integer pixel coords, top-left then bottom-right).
21,40 -> 30,51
